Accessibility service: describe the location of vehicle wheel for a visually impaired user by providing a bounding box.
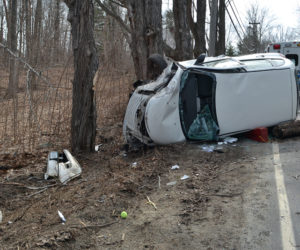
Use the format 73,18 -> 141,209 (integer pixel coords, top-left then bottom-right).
147,54 -> 168,80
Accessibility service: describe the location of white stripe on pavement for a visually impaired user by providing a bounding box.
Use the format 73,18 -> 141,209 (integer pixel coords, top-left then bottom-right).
272,142 -> 296,250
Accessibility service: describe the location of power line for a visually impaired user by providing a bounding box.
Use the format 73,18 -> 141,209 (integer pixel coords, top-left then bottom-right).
230,0 -> 247,36
225,3 -> 254,52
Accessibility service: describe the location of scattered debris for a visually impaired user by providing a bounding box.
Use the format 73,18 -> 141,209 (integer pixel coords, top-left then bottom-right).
292,174 -> 300,180
95,144 -> 103,152
58,210 -> 66,224
158,175 -> 161,189
166,181 -> 177,186
146,196 -> 157,210
202,145 -> 215,152
7,221 -> 12,225
131,162 -> 137,168
45,150 -> 82,184
247,127 -> 268,142
180,175 -> 190,180
121,233 -> 125,241
0,210 -> 2,223
171,165 -> 180,170
224,137 -> 238,144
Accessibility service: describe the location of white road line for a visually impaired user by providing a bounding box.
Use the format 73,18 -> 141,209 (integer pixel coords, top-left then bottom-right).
272,142 -> 296,250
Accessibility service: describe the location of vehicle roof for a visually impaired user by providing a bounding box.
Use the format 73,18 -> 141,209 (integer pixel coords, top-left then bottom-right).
178,53 -> 293,71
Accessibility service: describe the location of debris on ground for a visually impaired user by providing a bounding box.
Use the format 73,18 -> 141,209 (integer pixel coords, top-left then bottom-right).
0,210 -> 2,223
247,127 -> 268,142
58,210 -> 66,224
45,150 -> 82,184
166,181 -> 177,186
171,164 -> 180,170
180,175 -> 190,180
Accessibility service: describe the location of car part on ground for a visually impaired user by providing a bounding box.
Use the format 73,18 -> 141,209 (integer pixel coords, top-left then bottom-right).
45,150 -> 82,184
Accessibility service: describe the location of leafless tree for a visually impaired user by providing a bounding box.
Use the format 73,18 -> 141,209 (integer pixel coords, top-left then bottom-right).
187,0 -> 207,57
63,0 -> 99,153
96,0 -> 163,80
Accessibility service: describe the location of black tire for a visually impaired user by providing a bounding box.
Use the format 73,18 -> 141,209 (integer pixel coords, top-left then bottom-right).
147,54 -> 168,80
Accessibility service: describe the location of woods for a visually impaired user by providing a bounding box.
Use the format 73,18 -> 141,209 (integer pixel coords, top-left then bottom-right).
0,0 -> 299,153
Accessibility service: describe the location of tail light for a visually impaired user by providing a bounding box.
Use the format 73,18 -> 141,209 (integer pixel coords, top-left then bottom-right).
273,44 -> 281,50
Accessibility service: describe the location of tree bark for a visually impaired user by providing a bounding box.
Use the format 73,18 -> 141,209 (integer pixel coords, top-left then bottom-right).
24,0 -> 32,59
7,0 -> 18,96
126,0 -> 163,79
172,0 -> 193,60
53,0 -> 60,64
216,0 -> 225,55
187,0 -> 206,57
64,0 -> 99,153
208,0 -> 218,56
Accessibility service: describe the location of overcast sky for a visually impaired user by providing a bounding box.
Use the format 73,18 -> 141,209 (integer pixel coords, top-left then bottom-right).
163,0 -> 300,29
233,0 -> 299,28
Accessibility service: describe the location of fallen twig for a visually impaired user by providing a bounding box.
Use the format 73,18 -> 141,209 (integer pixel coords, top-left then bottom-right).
69,221 -> 118,229
207,192 -> 243,198
0,182 -> 58,190
146,196 -> 157,210
26,188 -> 48,198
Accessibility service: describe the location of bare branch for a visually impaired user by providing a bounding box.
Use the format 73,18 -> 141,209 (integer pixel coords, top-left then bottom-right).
108,0 -> 125,8
94,0 -> 130,34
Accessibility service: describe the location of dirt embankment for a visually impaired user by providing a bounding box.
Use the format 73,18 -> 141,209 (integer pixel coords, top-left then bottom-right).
0,127 -> 255,249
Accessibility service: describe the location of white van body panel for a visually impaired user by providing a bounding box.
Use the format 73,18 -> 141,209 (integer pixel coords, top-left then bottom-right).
215,69 -> 296,136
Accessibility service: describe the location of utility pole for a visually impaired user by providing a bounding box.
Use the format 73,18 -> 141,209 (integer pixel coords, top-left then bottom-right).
249,22 -> 260,53
209,0 -> 218,56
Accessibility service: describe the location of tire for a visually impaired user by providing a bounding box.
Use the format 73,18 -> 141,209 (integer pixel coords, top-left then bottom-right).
147,54 -> 168,80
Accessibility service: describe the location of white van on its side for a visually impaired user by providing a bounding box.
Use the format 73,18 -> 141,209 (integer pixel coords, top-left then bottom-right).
266,42 -> 300,84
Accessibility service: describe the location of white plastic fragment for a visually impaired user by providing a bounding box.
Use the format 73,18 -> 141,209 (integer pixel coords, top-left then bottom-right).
95,144 -> 102,152
202,145 -> 215,152
45,150 -> 82,184
180,175 -> 190,180
131,162 -> 137,167
171,165 -> 180,170
58,210 -> 66,224
166,181 -> 177,186
224,137 -> 238,144
0,210 -> 2,223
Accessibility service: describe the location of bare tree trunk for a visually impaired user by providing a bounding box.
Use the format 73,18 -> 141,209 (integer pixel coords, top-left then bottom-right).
187,0 -> 206,57
64,0 -> 99,153
216,0 -> 225,55
53,0 -> 60,64
172,0 -> 193,60
0,6 -> 4,44
7,0 -> 18,96
209,0 -> 218,56
126,0 -> 163,79
24,0 -> 32,59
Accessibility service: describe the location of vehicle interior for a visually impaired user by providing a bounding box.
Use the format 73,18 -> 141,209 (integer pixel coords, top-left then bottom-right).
179,70 -> 219,140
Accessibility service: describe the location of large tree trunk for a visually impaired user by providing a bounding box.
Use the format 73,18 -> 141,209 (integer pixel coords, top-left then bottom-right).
172,0 -> 193,60
187,0 -> 206,57
126,0 -> 163,80
52,0 -> 60,64
24,0 -> 32,59
208,0 -> 218,56
216,0 -> 225,55
64,0 -> 99,153
7,0 -> 18,96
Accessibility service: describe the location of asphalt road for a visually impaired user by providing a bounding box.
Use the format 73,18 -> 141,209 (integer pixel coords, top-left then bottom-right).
239,138 -> 300,250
